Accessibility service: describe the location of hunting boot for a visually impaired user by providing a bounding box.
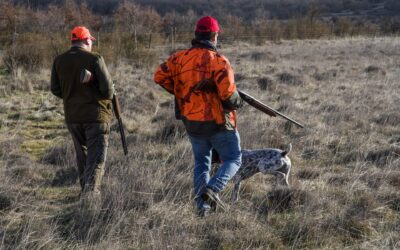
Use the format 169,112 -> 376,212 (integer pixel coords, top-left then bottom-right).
201,188 -> 226,212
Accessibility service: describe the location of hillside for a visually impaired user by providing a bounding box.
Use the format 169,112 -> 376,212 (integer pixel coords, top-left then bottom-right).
0,37 -> 399,249
10,0 -> 400,20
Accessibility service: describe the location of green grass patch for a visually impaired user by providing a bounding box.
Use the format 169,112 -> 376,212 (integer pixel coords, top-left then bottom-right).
7,112 -> 22,120
36,186 -> 77,200
31,120 -> 64,130
21,139 -> 53,160
0,65 -> 9,76
21,128 -> 50,139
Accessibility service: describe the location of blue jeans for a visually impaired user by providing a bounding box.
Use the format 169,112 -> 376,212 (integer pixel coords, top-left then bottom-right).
189,130 -> 241,209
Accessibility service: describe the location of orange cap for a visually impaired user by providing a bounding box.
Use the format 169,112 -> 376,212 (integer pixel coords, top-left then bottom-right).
71,26 -> 96,41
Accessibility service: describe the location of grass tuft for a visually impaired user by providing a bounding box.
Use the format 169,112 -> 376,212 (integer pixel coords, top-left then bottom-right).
267,187 -> 313,213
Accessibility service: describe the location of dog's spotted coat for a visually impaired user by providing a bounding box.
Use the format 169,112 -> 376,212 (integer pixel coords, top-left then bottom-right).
231,144 -> 292,202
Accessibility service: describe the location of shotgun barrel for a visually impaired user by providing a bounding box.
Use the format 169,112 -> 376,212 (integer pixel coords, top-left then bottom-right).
80,69 -> 128,154
112,94 -> 128,155
238,90 -> 305,128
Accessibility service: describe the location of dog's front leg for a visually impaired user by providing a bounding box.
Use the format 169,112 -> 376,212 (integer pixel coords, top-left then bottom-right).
272,171 -> 289,187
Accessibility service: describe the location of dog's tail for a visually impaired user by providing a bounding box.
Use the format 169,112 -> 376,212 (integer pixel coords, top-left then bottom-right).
281,143 -> 292,157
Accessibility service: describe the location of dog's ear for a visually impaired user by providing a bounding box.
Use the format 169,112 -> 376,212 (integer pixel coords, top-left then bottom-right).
281,143 -> 292,157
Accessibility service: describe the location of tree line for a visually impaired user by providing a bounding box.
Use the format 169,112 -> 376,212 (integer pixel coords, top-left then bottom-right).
0,0 -> 399,74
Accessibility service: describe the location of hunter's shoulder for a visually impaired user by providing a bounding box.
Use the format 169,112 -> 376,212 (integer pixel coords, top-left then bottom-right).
171,49 -> 189,58
164,49 -> 189,64
55,48 -> 103,61
191,48 -> 229,63
214,51 -> 228,60
80,49 -> 103,60
54,50 -> 69,61
213,52 -> 231,66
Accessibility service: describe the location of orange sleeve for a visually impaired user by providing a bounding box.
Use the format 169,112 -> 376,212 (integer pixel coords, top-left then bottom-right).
213,55 -> 237,101
154,55 -> 176,94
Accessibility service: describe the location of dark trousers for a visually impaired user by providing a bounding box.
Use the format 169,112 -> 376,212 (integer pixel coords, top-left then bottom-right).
67,123 -> 110,193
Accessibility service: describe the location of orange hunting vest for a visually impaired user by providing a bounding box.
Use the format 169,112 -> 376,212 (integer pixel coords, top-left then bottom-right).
154,47 -> 237,129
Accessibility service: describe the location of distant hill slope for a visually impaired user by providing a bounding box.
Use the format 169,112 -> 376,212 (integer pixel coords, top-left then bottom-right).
10,0 -> 400,20
321,2 -> 398,21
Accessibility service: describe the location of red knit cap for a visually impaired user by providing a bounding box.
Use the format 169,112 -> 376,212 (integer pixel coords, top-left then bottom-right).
195,16 -> 220,33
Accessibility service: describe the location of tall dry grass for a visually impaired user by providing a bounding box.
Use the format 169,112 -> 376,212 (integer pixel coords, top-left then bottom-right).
0,36 -> 399,249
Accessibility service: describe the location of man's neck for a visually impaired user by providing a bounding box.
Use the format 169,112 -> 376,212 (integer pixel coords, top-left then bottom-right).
191,39 -> 217,51
71,45 -> 90,51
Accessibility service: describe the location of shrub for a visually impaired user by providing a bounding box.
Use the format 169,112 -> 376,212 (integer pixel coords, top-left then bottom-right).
363,147 -> 397,167
0,193 -> 13,211
41,141 -> 75,167
257,77 -> 275,90
3,33 -> 50,73
374,112 -> 400,126
266,187 -> 313,212
277,72 -> 303,85
296,168 -> 320,180
313,69 -> 338,81
365,65 -> 386,75
154,119 -> 186,143
52,168 -> 78,187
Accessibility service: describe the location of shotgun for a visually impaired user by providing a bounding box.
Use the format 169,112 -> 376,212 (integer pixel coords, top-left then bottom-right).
238,90 -> 305,128
112,94 -> 128,155
80,69 -> 128,155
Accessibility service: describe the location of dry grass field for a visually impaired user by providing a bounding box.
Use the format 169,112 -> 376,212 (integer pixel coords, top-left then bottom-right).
0,36 -> 399,249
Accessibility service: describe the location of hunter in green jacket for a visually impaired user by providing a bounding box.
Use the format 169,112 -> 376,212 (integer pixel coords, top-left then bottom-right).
51,39 -> 114,123
50,26 -> 114,201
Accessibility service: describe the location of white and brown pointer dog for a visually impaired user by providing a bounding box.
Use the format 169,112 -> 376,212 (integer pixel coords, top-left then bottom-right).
230,144 -> 292,202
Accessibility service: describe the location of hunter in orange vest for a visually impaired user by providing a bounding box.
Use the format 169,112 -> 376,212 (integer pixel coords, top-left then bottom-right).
154,16 -> 243,217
